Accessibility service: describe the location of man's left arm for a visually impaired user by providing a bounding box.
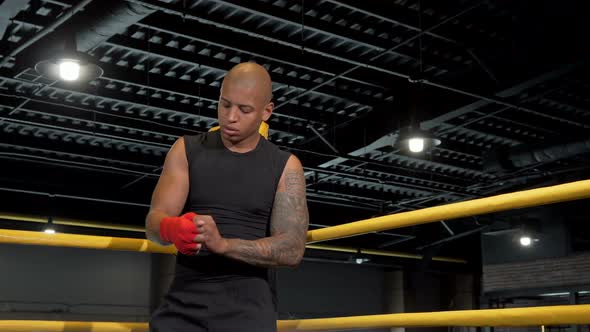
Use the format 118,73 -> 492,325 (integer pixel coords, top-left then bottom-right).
196,155 -> 309,267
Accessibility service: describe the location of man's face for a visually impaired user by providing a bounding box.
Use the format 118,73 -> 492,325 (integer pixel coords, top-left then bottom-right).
217,79 -> 272,143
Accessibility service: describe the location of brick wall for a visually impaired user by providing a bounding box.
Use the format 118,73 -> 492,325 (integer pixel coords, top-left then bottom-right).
483,253 -> 590,293
491,297 -> 590,332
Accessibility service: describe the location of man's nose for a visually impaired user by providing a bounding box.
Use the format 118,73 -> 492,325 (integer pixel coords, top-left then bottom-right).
227,106 -> 239,122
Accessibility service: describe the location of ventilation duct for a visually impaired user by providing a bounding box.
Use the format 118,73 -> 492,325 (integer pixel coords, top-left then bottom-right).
74,0 -> 155,53
485,137 -> 590,173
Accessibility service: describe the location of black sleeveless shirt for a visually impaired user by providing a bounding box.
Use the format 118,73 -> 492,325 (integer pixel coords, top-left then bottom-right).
175,131 -> 291,281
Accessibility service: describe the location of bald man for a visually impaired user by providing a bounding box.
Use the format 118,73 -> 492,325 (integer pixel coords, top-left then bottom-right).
146,62 -> 309,331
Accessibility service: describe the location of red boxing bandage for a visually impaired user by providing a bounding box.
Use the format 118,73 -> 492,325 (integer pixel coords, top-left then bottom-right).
160,212 -> 199,255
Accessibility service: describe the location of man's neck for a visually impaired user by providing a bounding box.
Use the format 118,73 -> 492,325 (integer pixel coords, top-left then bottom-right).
221,133 -> 261,153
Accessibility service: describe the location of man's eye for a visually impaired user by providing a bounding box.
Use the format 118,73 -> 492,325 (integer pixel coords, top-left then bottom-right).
222,103 -> 231,108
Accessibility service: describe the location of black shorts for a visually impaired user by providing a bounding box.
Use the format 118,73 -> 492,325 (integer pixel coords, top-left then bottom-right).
150,276 -> 277,332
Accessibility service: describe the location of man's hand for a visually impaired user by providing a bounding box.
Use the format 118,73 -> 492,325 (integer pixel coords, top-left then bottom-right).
194,215 -> 229,254
159,212 -> 200,255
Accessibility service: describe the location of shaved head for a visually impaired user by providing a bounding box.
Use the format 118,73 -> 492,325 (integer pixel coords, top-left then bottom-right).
216,62 -> 274,149
222,62 -> 273,104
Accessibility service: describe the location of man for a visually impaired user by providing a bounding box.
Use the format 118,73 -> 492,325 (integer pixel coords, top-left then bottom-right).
146,62 -> 309,331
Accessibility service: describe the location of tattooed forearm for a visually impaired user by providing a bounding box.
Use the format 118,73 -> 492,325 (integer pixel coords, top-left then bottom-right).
222,164 -> 309,268
223,233 -> 302,268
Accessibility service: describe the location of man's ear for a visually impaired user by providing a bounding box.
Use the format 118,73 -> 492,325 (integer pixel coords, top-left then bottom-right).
262,102 -> 273,122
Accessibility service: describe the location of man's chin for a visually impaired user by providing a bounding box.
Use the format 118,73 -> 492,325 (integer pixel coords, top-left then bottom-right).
221,131 -> 241,142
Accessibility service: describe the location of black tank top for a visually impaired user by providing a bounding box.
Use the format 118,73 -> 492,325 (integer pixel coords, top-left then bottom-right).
175,131 -> 291,281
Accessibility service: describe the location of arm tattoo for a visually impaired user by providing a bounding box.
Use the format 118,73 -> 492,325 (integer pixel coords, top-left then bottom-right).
223,167 -> 309,267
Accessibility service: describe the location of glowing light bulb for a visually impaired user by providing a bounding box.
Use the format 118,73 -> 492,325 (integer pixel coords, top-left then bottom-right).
44,228 -> 56,234
520,236 -> 532,247
59,60 -> 80,81
408,138 -> 425,152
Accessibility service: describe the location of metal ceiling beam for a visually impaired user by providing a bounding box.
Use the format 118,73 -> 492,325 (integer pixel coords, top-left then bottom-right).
327,0 -> 510,57
422,59 -> 590,132
309,183 -> 391,205
381,164 -> 569,211
308,170 -> 445,198
130,3 -> 411,78
1,89 -> 459,202
213,0 -> 417,61
432,145 -> 483,160
0,141 -> 158,170
128,11 -> 385,90
0,186 -> 151,208
313,129 -> 491,185
1,70 -> 306,142
369,152 -> 491,179
94,41 -> 366,126
2,80 -> 465,202
369,142 -> 485,171
536,97 -> 590,118
7,100 -> 486,198
293,145 -> 481,190
1,91 -> 188,137
134,3 -> 537,139
306,167 -> 465,197
2,74 -> 200,123
448,121 -> 546,144
0,95 -> 177,147
308,165 -> 473,194
0,110 -> 171,151
322,0 -> 459,44
432,137 -> 491,157
0,124 -> 164,166
95,65 -> 317,139
436,125 -> 521,147
100,35 -> 382,113
518,101 -> 590,129
208,0 -> 465,73
462,108 -> 562,137
129,3 -> 462,96
0,150 -> 158,178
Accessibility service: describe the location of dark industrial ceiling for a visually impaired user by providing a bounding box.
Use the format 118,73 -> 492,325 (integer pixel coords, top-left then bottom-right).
0,0 -> 589,269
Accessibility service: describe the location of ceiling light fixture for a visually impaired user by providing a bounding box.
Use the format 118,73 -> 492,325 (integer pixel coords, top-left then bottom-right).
44,216 -> 56,234
397,0 -> 441,153
35,34 -> 103,82
396,126 -> 441,153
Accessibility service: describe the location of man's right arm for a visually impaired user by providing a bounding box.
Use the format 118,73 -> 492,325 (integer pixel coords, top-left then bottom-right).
145,137 -> 190,245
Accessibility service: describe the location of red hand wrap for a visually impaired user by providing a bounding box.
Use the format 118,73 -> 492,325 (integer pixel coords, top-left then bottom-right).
160,212 -> 199,255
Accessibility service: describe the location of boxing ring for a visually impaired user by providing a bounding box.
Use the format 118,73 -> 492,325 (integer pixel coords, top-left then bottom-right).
1,179 -> 590,331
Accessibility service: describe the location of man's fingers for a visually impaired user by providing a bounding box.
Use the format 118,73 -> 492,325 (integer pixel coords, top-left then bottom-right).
194,234 -> 206,243
193,217 -> 212,229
